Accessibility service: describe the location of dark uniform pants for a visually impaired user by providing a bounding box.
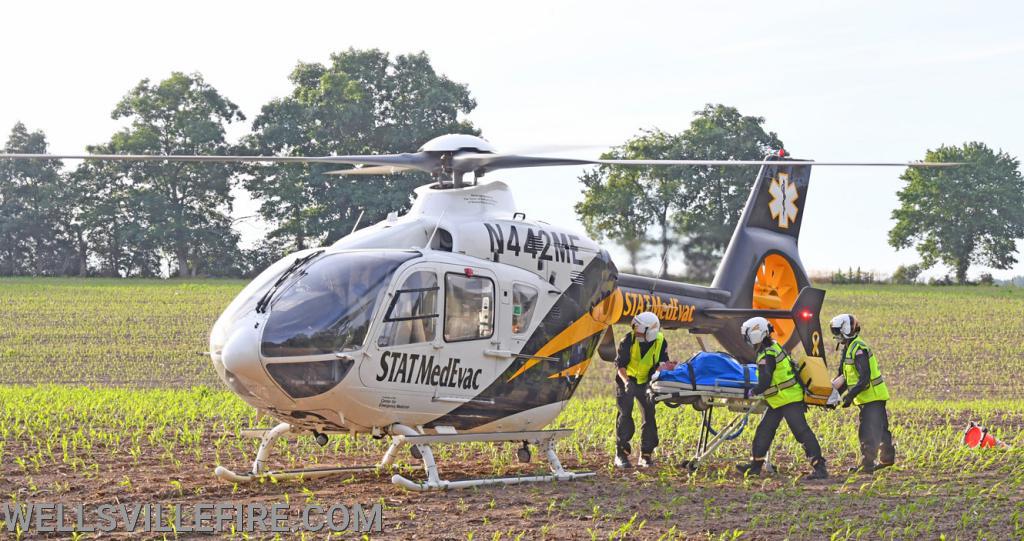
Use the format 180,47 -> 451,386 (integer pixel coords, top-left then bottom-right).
859,400 -> 895,463
615,378 -> 658,455
751,401 -> 822,461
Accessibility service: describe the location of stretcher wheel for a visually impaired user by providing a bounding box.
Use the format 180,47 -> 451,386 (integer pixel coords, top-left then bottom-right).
516,445 -> 532,463
410,445 -> 422,460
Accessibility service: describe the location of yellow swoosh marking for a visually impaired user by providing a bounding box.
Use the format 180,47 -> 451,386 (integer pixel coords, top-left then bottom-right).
548,358 -> 592,379
506,290 -> 622,382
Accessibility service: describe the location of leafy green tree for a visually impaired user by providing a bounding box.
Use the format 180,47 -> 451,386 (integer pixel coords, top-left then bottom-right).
243,49 -> 478,250
576,106 -> 783,279
240,237 -> 290,278
83,72 -> 245,277
576,168 -> 652,273
673,105 -> 784,280
0,123 -> 82,276
618,232 -> 651,274
889,142 -> 1024,284
71,157 -> 161,277
576,129 -> 684,278
891,263 -> 923,285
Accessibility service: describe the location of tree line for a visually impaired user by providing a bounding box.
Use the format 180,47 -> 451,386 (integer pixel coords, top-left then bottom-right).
575,109 -> 1024,284
2,49 -> 1022,283
0,49 -> 475,278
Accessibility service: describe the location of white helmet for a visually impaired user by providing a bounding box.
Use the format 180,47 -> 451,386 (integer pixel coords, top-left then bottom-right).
829,314 -> 859,340
631,311 -> 661,342
740,317 -> 773,347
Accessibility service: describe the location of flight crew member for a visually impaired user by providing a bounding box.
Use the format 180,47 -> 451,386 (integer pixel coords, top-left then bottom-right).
830,313 -> 895,473
614,311 -> 669,469
736,317 -> 829,480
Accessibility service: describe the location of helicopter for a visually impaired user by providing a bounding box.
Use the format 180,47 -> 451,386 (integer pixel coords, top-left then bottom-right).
1,134 -> 953,490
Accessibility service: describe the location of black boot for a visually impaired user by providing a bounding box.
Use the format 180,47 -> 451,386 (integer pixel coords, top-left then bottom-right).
736,459 -> 764,477
848,458 -> 875,474
805,457 -> 828,480
877,444 -> 896,469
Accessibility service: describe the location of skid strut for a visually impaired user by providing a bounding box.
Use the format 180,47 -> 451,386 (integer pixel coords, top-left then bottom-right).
388,426 -> 594,491
214,422 -> 377,483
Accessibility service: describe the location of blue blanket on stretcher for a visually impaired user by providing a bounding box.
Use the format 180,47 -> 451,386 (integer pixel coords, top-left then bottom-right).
656,352 -> 758,388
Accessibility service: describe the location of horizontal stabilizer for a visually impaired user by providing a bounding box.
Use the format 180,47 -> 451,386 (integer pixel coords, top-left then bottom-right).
701,287 -> 827,358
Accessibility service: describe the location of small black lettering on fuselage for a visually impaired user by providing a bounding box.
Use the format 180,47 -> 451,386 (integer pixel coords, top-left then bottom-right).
376,351 -> 483,390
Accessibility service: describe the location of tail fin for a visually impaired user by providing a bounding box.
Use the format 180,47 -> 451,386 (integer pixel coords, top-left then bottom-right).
710,155 -> 818,358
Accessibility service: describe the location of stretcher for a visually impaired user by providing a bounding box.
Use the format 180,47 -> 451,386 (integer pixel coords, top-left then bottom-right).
647,352 -> 763,471
649,351 -> 838,471
651,352 -> 760,408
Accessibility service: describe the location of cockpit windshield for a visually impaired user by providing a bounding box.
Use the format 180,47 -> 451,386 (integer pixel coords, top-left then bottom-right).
261,251 -> 418,357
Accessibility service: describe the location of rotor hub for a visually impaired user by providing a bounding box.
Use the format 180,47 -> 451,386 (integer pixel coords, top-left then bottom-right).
418,134 -> 496,154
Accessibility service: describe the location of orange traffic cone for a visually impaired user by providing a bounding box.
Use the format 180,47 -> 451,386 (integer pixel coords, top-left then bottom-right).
963,421 -> 1010,449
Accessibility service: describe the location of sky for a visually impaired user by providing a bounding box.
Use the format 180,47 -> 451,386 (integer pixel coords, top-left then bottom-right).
2,0 -> 1023,279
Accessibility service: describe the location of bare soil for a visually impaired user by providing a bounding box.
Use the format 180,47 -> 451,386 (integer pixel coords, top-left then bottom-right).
3,440 -> 1019,540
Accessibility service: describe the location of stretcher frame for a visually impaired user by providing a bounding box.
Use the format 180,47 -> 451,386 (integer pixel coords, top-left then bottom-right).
650,378 -> 774,472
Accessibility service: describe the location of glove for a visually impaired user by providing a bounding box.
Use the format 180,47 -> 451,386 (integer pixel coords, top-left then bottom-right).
841,394 -> 854,408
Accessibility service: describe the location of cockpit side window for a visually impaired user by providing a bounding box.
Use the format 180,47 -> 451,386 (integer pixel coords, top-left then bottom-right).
512,284 -> 539,335
377,271 -> 438,347
443,273 -> 495,342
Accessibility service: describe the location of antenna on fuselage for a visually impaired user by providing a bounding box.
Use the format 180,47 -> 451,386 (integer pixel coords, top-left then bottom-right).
351,208 -> 366,234
425,209 -> 448,250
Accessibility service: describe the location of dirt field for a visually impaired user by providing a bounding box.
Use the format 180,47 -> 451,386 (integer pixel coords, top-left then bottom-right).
3,279 -> 1024,539
2,386 -> 1022,539
2,436 -> 1021,540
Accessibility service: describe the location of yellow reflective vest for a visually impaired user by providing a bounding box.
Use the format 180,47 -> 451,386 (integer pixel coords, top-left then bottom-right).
758,342 -> 803,408
842,336 -> 889,405
627,332 -> 664,385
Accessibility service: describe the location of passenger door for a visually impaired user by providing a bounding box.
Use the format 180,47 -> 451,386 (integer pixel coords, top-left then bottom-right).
359,266 -> 442,396
432,266 -> 499,401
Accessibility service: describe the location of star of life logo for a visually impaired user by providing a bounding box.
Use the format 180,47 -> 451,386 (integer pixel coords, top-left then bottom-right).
767,173 -> 799,229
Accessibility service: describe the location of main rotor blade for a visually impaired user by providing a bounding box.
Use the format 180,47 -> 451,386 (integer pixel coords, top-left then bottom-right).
323,165 -> 414,176
0,152 -> 438,170
596,159 -> 961,167
451,153 -> 960,174
0,152 -> 960,173
451,153 -> 595,173
0,153 -> 333,163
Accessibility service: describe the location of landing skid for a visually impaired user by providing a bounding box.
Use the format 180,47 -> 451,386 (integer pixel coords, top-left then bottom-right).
387,429 -> 594,491
213,423 -> 593,491
214,465 -> 377,484
213,423 -> 378,483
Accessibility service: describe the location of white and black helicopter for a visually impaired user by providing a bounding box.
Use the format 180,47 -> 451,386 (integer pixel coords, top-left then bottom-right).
2,134 -> 952,490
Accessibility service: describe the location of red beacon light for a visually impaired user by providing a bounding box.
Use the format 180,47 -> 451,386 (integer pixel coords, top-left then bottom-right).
778,149 -> 788,158
799,310 -> 814,321
464,267 -> 474,277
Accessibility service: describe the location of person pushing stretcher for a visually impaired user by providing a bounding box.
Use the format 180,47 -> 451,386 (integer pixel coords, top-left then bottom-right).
735,317 -> 829,480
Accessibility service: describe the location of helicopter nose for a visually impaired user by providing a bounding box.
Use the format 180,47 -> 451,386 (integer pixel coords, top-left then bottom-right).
221,324 -> 262,383
221,323 -> 289,405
